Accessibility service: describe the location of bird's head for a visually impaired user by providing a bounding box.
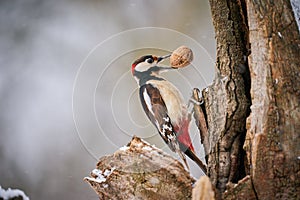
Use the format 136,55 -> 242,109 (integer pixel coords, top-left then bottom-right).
131,54 -> 172,76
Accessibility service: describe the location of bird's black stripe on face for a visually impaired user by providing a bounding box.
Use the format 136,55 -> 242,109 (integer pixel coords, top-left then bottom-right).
132,55 -> 153,68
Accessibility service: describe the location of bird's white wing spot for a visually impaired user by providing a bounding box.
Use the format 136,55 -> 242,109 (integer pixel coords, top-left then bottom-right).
167,133 -> 175,140
161,123 -> 173,139
162,124 -> 172,131
163,116 -> 170,122
143,89 -> 154,115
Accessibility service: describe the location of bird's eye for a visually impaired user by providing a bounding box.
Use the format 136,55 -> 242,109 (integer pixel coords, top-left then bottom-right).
146,58 -> 154,64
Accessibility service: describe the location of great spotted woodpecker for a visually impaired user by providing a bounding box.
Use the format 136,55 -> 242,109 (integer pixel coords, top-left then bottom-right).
131,54 -> 206,173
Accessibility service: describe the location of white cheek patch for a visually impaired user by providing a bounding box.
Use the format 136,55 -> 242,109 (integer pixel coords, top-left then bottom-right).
135,62 -> 152,72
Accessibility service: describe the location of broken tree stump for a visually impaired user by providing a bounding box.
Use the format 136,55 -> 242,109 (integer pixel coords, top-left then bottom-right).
84,136 -> 195,200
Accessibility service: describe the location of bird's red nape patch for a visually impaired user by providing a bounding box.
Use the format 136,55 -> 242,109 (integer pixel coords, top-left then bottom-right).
131,63 -> 137,75
174,120 -> 195,152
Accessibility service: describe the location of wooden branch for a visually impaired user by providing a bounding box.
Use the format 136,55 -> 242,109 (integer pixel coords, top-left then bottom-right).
84,136 -> 195,200
191,88 -> 209,157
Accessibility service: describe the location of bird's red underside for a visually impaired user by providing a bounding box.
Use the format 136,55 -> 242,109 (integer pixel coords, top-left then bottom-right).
174,120 -> 195,152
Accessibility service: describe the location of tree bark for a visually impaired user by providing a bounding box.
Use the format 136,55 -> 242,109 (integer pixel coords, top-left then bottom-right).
204,0 -> 300,199
84,136 -> 195,200
244,0 -> 300,199
205,0 -> 250,195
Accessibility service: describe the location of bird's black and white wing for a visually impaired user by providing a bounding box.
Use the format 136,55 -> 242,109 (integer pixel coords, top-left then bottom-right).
139,84 -> 189,168
139,84 -> 175,147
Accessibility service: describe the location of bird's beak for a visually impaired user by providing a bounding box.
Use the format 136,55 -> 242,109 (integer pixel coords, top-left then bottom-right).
156,54 -> 175,73
157,54 -> 171,63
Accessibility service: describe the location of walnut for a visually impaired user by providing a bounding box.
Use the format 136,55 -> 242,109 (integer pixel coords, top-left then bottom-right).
170,46 -> 193,68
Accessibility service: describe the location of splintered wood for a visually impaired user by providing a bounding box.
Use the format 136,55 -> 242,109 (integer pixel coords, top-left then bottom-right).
84,136 -> 195,200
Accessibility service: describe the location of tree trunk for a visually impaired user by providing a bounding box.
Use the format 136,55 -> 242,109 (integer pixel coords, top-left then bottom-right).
244,0 -> 300,199
205,0 -> 300,199
205,0 -> 251,195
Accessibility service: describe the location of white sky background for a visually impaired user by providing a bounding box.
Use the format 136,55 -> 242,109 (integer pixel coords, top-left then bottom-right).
0,0 -> 215,199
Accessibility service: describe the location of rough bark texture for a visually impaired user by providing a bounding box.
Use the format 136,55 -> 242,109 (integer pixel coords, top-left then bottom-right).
244,0 -> 300,199
223,175 -> 256,199
192,88 -> 209,158
205,0 -> 300,199
84,136 -> 195,200
205,0 -> 251,195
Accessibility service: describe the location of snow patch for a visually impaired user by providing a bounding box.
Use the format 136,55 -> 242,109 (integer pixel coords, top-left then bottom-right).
85,167 -> 116,184
0,186 -> 30,200
84,177 -> 106,183
91,172 -> 106,183
141,140 -> 161,152
119,145 -> 130,151
140,138 -> 151,146
103,167 -> 115,176
142,146 -> 152,151
92,168 -> 102,177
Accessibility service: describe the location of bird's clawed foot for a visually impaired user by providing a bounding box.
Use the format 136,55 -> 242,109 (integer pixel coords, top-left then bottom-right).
187,88 -> 204,117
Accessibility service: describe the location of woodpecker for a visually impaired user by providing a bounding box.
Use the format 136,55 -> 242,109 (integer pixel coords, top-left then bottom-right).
131,54 -> 206,173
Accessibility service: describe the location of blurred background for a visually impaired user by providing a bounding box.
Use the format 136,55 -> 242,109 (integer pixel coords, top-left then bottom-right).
0,0 -> 215,199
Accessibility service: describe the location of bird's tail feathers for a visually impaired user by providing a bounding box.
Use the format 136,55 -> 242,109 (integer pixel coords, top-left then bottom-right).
184,147 -> 207,174
176,148 -> 190,171
178,142 -> 207,174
